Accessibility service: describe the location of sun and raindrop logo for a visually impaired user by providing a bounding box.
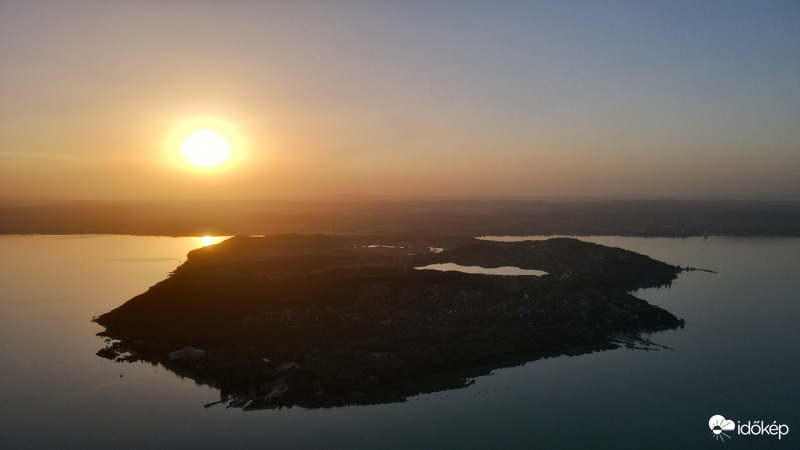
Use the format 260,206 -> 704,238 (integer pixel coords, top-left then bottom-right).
709,415 -> 736,442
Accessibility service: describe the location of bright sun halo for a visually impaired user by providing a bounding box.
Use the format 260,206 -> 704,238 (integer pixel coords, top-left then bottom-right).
180,129 -> 232,168
167,117 -> 246,173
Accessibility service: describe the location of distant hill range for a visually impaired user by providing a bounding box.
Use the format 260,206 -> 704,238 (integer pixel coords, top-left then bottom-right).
2,198 -> 799,237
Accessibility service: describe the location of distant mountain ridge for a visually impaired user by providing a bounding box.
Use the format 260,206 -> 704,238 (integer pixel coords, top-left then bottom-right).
2,198 -> 800,237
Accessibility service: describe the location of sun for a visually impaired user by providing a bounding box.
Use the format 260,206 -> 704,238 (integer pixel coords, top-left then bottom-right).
166,117 -> 246,173
180,129 -> 231,168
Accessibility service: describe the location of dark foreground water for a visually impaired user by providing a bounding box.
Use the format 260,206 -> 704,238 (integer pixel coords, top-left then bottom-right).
0,235 -> 797,449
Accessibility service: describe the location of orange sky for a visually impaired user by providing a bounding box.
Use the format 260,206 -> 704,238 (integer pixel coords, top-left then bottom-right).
2,1 -> 799,201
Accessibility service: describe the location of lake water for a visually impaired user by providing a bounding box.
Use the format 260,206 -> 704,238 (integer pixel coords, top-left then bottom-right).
1,235 -> 797,449
416,262 -> 548,276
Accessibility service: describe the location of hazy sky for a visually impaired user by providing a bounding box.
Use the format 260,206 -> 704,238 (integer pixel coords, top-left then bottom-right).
2,1 -> 799,201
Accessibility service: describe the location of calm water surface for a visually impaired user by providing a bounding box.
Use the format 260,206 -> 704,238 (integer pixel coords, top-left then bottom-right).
416,262 -> 548,276
1,235 -> 797,449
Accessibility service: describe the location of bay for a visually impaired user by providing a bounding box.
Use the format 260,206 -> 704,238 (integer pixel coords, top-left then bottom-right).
0,235 -> 797,449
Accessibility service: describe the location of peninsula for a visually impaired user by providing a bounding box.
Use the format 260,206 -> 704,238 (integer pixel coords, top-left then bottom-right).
95,234 -> 686,408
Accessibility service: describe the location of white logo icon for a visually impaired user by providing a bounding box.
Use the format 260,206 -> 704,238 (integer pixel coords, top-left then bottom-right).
709,415 -> 736,442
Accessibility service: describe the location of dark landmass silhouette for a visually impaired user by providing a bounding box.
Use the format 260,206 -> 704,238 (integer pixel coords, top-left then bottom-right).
95,234 -> 686,408
2,198 -> 800,237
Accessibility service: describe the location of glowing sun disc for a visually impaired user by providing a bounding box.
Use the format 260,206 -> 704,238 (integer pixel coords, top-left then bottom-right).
180,129 -> 232,168
166,117 -> 247,173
